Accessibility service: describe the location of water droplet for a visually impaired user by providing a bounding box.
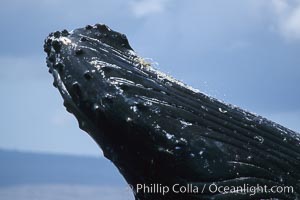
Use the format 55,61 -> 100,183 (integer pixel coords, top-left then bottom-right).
180,120 -> 192,129
199,151 -> 204,155
254,136 -> 264,144
92,103 -> 100,111
245,117 -> 253,121
152,107 -> 160,114
175,146 -> 181,150
218,108 -> 227,113
144,101 -> 153,106
130,105 -> 138,113
165,133 -> 174,140
201,105 -> 208,111
126,117 -> 132,122
178,138 -> 187,144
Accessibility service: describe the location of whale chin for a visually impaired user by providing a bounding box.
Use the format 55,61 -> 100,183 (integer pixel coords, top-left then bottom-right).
44,24 -> 300,200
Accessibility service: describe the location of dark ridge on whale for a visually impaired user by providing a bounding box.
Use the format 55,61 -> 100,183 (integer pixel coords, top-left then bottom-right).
44,24 -> 300,200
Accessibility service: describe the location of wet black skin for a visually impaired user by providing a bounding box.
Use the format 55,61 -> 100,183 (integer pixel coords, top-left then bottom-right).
44,24 -> 300,200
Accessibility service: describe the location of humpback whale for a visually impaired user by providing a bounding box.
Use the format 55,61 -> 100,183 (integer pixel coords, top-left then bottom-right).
44,24 -> 300,200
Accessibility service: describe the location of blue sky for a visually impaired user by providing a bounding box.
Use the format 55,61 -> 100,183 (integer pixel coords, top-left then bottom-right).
0,0 -> 299,156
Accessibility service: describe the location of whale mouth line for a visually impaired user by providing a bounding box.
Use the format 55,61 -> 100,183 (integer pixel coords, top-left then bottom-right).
51,68 -> 73,108
50,66 -> 97,137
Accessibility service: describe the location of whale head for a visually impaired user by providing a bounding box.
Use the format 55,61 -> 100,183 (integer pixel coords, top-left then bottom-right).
44,24 -> 300,200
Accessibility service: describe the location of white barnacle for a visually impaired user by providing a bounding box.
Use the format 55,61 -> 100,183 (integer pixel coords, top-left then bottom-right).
59,37 -> 72,45
134,56 -> 151,69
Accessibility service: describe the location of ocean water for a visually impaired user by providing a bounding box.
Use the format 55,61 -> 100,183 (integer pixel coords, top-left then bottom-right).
0,150 -> 135,199
0,184 -> 134,200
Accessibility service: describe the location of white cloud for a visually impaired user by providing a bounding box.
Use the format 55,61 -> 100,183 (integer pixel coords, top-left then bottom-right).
272,0 -> 290,14
129,0 -> 169,18
282,7 -> 300,39
271,0 -> 300,41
